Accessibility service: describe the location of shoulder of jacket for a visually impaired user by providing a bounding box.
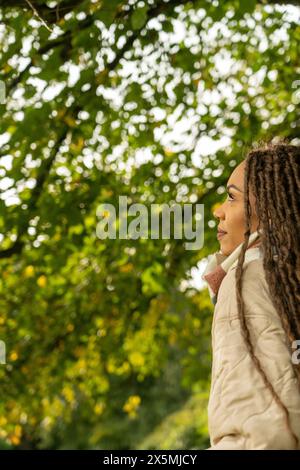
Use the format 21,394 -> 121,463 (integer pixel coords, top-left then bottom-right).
242,257 -> 265,276
235,258 -> 275,310
228,255 -> 264,276
224,257 -> 270,301
215,257 -> 281,327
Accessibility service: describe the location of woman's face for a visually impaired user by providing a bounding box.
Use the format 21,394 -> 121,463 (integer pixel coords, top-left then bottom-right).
213,160 -> 259,256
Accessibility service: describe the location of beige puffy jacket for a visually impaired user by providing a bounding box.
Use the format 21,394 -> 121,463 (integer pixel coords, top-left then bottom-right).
207,251 -> 300,450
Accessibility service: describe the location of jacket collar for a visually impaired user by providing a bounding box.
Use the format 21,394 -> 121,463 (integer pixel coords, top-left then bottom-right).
201,230 -> 262,306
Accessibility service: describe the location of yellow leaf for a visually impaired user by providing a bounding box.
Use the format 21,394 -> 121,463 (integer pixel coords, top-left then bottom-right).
101,188 -> 113,198
128,352 -> 145,367
119,263 -> 134,273
94,403 -> 105,415
129,395 -> 141,406
10,435 -> 20,446
62,386 -> 75,403
101,209 -> 110,218
70,137 -> 85,152
3,63 -> 12,73
10,351 -> 18,361
14,425 -> 22,438
89,0 -> 103,13
24,265 -> 35,278
37,275 -> 47,288
123,395 -> 141,416
53,232 -> 61,241
64,115 -> 77,127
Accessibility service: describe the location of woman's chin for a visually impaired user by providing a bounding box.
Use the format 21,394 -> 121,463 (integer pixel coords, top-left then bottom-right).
219,239 -> 232,256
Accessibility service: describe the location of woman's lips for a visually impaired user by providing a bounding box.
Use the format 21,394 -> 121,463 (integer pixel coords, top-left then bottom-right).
217,231 -> 227,240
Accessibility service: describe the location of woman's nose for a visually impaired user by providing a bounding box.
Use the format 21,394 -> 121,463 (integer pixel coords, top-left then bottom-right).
213,203 -> 224,220
213,206 -> 220,219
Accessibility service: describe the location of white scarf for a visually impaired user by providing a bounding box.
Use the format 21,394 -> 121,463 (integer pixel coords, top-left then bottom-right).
201,230 -> 263,305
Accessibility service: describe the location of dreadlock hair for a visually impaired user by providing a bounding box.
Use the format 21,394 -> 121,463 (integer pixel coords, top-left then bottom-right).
235,138 -> 300,450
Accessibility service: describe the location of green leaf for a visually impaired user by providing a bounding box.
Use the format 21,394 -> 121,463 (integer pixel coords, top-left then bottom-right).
131,6 -> 149,30
238,0 -> 256,16
141,262 -> 165,295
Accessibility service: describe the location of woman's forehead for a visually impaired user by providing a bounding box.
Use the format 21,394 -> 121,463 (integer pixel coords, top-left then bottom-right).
227,161 -> 245,188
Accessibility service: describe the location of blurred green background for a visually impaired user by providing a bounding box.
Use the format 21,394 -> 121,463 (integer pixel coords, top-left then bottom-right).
0,0 -> 299,449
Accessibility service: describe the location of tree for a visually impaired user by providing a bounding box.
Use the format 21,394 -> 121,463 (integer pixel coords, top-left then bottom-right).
0,0 -> 299,449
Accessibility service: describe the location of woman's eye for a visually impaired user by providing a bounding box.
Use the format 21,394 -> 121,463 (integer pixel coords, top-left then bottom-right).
226,192 -> 234,201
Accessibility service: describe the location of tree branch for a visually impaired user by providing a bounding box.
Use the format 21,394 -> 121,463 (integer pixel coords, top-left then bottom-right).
5,0 -> 195,96
24,0 -> 53,32
0,0 -> 85,23
0,125 -> 70,259
257,0 -> 300,5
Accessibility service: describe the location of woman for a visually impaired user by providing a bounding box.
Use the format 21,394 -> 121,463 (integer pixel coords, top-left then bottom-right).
201,141 -> 300,450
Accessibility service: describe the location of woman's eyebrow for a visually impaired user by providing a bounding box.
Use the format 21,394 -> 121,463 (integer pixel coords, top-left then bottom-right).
226,184 -> 243,193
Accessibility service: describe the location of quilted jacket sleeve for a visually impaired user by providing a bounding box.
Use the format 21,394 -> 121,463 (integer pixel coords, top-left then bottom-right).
207,259 -> 300,450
